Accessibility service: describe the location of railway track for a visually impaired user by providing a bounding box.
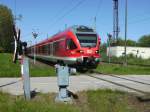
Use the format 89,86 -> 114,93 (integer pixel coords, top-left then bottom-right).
22,57 -> 150,99
101,61 -> 150,67
86,72 -> 150,96
95,72 -> 150,86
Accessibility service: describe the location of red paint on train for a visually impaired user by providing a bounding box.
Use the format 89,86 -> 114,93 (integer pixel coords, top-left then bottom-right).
27,25 -> 101,69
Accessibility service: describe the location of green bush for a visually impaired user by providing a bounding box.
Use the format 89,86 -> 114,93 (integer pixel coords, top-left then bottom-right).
0,47 -> 4,53
101,53 -> 150,66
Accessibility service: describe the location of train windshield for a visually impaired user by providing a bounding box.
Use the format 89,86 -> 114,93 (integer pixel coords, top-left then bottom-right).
76,34 -> 97,47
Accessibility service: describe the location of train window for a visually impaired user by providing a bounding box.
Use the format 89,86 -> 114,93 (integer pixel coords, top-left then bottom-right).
50,44 -> 53,55
66,39 -> 77,50
48,44 -> 50,55
54,42 -> 59,50
53,42 -> 60,55
76,34 -> 97,47
40,47 -> 42,54
44,45 -> 49,55
41,45 -> 47,54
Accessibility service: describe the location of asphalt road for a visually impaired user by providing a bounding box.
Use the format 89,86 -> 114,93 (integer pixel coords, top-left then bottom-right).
0,74 -> 150,95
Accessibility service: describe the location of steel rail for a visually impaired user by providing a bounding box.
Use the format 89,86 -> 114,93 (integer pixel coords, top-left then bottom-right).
94,71 -> 150,86
87,74 -> 150,95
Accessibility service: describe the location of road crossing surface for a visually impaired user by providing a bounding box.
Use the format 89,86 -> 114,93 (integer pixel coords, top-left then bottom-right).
0,74 -> 150,95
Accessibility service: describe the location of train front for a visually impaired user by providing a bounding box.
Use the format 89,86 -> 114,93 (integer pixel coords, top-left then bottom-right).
69,26 -> 101,69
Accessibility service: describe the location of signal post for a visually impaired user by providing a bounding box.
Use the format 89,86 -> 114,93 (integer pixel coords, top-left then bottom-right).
13,25 -> 31,100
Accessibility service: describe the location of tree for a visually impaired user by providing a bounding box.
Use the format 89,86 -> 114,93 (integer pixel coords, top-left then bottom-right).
0,5 -> 14,52
138,35 -> 150,47
126,39 -> 136,46
111,38 -> 136,46
100,42 -> 107,53
115,38 -> 124,46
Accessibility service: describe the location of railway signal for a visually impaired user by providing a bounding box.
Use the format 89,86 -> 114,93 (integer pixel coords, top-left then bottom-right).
107,33 -> 112,63
32,31 -> 38,64
13,25 -> 31,100
13,25 -> 21,63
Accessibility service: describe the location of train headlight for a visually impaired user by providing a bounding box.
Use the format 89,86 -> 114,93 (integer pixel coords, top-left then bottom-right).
76,50 -> 84,54
95,50 -> 99,53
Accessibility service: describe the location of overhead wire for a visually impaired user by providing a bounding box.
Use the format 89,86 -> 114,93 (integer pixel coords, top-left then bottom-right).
117,15 -> 150,29
95,0 -> 103,18
48,0 -> 87,29
128,16 -> 150,25
47,0 -> 75,27
92,0 -> 103,29
23,1 -> 150,41
101,11 -> 150,33
23,0 -> 83,38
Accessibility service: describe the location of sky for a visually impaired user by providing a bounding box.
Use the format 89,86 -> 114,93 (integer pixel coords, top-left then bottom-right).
0,0 -> 150,45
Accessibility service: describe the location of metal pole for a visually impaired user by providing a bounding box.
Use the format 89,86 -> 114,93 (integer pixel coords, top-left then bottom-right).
28,41 -> 32,47
34,40 -> 36,64
113,0 -> 119,42
65,24 -> 67,29
22,58 -> 31,100
108,38 -> 111,63
116,0 -> 119,40
107,33 -> 112,64
124,0 -> 128,66
94,16 -> 96,31
32,32 -> 38,64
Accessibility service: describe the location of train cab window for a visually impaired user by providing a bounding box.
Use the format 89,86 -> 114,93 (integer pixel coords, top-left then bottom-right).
76,34 -> 97,47
66,39 -> 77,50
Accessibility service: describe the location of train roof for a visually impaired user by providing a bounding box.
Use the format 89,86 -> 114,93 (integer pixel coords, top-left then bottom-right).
69,25 -> 96,33
29,25 -> 97,47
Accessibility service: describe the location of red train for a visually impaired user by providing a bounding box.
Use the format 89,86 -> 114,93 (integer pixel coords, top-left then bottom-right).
27,25 -> 101,70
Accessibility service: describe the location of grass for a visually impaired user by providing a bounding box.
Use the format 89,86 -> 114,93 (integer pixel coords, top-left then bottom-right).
0,92 -> 79,112
0,53 -> 55,77
0,89 -> 149,112
29,59 -> 55,77
95,63 -> 150,75
0,53 -> 20,77
97,52 -> 150,75
86,90 -> 133,112
101,52 -> 150,66
0,53 -> 150,77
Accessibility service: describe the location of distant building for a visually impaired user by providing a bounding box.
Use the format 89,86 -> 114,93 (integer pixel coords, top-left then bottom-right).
107,46 -> 150,59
